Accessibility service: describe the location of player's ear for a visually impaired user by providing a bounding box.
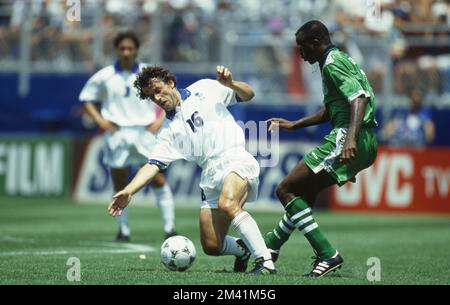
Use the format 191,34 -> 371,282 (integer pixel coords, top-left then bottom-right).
167,80 -> 175,88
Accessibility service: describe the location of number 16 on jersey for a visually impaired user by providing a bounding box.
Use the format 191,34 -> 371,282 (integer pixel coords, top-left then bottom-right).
186,111 -> 204,132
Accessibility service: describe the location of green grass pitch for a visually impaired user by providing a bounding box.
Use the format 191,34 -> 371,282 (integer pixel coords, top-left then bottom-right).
0,197 -> 449,285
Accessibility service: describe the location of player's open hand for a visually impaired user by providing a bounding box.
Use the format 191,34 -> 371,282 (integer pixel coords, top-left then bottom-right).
108,190 -> 132,217
266,118 -> 295,132
216,65 -> 233,87
340,137 -> 357,163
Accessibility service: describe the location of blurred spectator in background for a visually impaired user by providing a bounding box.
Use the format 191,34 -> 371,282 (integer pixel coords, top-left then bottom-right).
252,16 -> 292,97
380,89 -> 435,147
164,10 -> 201,62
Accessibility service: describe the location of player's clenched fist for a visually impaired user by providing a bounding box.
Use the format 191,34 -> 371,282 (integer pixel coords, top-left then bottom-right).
216,65 -> 233,87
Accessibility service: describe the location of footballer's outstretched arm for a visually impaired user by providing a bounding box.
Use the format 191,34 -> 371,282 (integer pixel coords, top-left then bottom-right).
216,65 -> 255,101
229,80 -> 255,101
340,96 -> 368,163
107,163 -> 160,216
267,107 -> 330,132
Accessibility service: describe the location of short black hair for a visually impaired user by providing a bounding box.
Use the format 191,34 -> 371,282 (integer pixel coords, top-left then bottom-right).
134,66 -> 177,100
295,20 -> 330,44
113,31 -> 140,49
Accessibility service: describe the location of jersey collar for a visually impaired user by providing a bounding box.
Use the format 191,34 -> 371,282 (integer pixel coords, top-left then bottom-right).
319,45 -> 336,70
166,88 -> 191,120
114,61 -> 140,74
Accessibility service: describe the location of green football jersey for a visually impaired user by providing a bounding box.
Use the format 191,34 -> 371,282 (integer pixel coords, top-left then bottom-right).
321,47 -> 377,129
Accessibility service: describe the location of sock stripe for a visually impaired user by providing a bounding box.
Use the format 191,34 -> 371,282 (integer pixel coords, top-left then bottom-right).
290,208 -> 312,221
297,218 -> 315,231
281,217 -> 295,230
279,220 -> 294,234
282,214 -> 295,227
231,211 -> 251,228
301,222 -> 318,235
272,229 -> 281,239
294,215 -> 314,228
284,197 -> 298,209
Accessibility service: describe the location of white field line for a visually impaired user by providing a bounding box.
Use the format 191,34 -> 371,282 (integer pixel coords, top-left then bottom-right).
0,235 -> 37,244
0,243 -> 155,256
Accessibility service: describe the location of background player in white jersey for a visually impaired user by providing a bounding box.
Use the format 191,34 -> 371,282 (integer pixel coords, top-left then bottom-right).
79,31 -> 176,241
107,65 -> 276,275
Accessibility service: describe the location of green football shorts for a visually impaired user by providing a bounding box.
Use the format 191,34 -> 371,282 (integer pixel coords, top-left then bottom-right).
304,127 -> 378,186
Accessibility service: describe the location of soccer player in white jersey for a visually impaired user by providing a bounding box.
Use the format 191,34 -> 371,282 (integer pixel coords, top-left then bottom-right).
79,31 -> 176,242
107,65 -> 276,275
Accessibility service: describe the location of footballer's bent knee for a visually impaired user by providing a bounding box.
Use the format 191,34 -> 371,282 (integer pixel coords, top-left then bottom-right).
276,181 -> 292,205
218,197 -> 241,219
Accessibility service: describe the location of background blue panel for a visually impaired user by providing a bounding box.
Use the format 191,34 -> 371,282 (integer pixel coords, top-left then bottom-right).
0,72 -> 449,146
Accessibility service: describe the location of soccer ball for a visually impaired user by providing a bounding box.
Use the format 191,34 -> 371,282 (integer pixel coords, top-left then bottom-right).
160,235 -> 196,272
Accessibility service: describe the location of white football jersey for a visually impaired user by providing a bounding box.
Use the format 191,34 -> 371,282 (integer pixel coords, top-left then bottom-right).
148,79 -> 246,170
79,62 -> 157,126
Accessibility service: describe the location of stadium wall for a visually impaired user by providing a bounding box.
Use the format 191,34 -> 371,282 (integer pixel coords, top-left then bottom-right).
1,135 -> 449,214
332,147 -> 450,214
1,73 -> 450,146
0,135 -> 72,198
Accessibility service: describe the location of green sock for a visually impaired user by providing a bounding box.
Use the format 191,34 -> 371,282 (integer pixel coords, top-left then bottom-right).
285,197 -> 336,259
264,213 -> 296,250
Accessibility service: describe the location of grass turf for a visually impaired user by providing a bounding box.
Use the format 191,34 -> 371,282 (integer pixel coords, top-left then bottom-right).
0,197 -> 449,285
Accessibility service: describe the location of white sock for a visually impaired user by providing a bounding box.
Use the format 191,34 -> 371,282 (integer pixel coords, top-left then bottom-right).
220,235 -> 247,257
116,208 -> 130,236
153,184 -> 175,233
231,211 -> 275,269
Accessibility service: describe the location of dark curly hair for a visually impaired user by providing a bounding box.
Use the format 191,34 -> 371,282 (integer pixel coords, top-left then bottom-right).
134,66 -> 177,100
113,30 -> 140,49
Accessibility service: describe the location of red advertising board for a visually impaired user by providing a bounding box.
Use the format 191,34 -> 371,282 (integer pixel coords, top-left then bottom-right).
331,146 -> 450,213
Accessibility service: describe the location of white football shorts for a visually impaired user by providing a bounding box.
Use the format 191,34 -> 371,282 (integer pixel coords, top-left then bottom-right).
102,126 -> 156,168
200,147 -> 260,209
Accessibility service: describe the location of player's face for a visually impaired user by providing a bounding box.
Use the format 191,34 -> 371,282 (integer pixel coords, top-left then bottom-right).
144,79 -> 179,111
296,34 -> 318,64
116,38 -> 138,64
297,41 -> 317,64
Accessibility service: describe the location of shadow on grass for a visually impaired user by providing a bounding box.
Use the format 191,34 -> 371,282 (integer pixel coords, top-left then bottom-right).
281,270 -> 353,280
127,268 -> 159,272
213,268 -> 233,273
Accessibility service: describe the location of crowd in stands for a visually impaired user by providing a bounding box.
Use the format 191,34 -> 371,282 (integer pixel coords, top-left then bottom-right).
0,0 -> 448,97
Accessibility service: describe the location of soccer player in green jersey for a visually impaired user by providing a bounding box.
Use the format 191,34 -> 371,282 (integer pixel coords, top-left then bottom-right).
264,20 -> 378,277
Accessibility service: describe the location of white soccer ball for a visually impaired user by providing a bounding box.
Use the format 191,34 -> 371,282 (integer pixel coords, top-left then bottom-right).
160,235 -> 196,272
